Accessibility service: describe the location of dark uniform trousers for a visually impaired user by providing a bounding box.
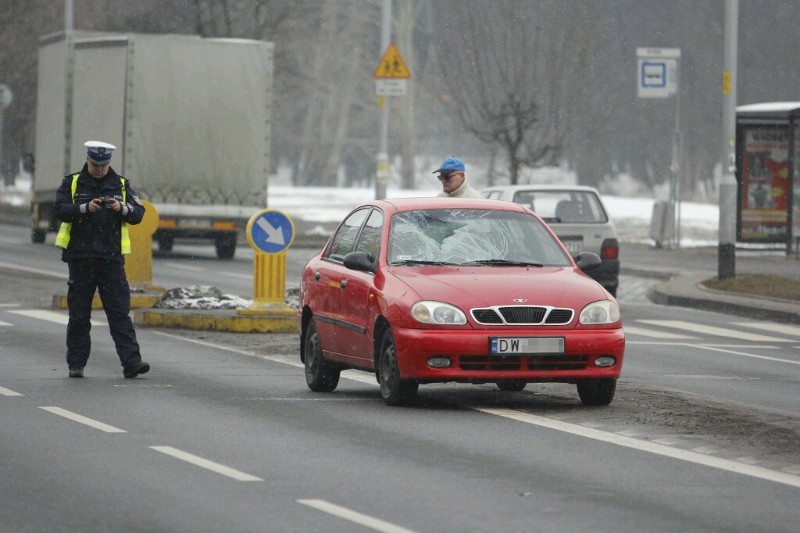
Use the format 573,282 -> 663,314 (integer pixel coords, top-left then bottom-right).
66,258 -> 142,369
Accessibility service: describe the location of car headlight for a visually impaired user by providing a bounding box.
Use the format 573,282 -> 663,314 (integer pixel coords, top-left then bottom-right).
411,301 -> 467,325
579,300 -> 621,325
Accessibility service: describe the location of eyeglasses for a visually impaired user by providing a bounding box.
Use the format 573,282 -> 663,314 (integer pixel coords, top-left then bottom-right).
438,171 -> 462,181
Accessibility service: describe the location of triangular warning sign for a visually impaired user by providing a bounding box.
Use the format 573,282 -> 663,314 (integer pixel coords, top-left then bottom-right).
374,43 -> 411,79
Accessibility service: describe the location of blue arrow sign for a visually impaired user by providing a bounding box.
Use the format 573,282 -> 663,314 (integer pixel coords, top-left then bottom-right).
246,209 -> 295,254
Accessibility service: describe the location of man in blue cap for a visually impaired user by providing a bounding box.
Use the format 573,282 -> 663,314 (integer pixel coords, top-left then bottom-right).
54,140 -> 150,379
433,156 -> 480,198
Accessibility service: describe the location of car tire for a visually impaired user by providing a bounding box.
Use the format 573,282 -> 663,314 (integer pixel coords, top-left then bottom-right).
379,328 -> 418,406
577,378 -> 616,406
304,319 -> 340,392
496,380 -> 526,392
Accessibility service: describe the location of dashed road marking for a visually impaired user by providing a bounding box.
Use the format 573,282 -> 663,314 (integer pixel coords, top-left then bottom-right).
40,406 -> 127,433
0,260 -> 67,279
0,303 -> 21,307
298,499 -> 417,533
221,271 -> 251,280
163,262 -> 203,272
149,446 -> 263,482
0,320 -> 11,326
0,385 -> 23,397
624,325 -> 696,339
733,321 -> 800,338
637,320 -> 792,342
9,309 -> 106,327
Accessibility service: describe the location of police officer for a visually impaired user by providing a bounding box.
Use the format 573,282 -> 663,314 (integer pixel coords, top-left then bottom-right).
55,140 -> 150,379
433,156 -> 481,198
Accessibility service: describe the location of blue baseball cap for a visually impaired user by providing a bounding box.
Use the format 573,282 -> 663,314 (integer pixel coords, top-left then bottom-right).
433,156 -> 465,174
84,140 -> 116,166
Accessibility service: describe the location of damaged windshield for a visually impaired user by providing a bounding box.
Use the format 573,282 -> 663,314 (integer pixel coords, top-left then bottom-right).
388,208 -> 571,267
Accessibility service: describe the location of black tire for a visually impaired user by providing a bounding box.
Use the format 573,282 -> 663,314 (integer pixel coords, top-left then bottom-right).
304,319 -> 340,392
31,229 -> 46,244
496,380 -> 526,392
577,378 -> 616,406
157,233 -> 174,252
215,232 -> 237,259
379,328 -> 418,406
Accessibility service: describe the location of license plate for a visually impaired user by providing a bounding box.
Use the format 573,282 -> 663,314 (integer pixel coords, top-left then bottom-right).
180,218 -> 211,228
490,337 -> 564,355
560,237 -> 583,254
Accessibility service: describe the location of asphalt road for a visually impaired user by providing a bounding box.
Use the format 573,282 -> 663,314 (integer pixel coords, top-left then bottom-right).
1,222 -> 800,532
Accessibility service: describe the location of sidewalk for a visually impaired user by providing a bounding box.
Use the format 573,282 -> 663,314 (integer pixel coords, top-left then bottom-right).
621,243 -> 800,324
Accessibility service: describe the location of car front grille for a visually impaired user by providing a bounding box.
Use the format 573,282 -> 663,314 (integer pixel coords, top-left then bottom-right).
458,354 -> 589,371
470,306 -> 574,325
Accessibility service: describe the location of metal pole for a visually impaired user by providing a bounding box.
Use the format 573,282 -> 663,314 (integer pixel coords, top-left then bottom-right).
65,0 -> 74,31
718,0 -> 738,279
375,0 -> 392,200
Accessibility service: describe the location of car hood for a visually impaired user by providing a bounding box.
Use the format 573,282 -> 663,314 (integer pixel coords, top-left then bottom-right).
389,266 -> 608,308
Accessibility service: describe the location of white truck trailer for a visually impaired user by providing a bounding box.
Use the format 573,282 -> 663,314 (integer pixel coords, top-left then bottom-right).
31,31 -> 273,258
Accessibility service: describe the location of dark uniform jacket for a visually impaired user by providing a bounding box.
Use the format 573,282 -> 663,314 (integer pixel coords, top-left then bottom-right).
55,164 -> 145,262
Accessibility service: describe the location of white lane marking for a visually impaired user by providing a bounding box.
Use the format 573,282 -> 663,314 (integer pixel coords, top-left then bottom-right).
0,303 -> 21,307
0,320 -> 11,326
149,446 -> 263,482
39,406 -> 127,433
623,325 -> 696,339
153,332 -> 800,489
220,271 -> 252,280
733,321 -> 800,337
163,262 -> 203,272
298,499 -> 417,533
0,386 -> 23,397
782,465 -> 800,475
475,407 -> 800,489
9,309 -> 107,327
691,344 -> 800,366
0,260 -> 68,279
0,237 -> 24,244
637,320 -> 791,342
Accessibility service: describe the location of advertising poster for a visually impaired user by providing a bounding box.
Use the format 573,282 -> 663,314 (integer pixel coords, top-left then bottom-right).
739,126 -> 789,242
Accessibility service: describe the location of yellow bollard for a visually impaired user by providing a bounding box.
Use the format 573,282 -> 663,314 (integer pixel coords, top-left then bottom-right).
126,200 -> 165,292
238,209 -> 296,317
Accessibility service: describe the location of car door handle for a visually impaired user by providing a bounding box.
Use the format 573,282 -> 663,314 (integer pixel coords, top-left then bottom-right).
315,272 -> 321,281
340,279 -> 347,289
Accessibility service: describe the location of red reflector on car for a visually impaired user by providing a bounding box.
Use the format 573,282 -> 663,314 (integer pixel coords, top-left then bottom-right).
601,239 -> 619,260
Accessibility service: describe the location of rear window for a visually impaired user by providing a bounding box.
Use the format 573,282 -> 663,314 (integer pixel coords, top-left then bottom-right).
511,190 -> 608,224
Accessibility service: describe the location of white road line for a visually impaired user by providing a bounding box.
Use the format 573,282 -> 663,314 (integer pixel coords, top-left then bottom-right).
39,406 -> 127,433
163,262 -> 203,272
0,320 -> 11,326
0,260 -> 68,279
624,325 -> 696,339
475,407 -> 800,489
149,446 -> 263,482
0,303 -> 21,307
637,320 -> 791,342
691,344 -> 800,366
0,386 -> 23,397
732,321 -> 800,337
221,271 -> 252,280
297,499 -> 417,533
9,309 -> 107,327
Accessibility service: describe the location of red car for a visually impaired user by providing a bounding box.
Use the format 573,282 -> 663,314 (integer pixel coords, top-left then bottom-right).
298,197 -> 624,406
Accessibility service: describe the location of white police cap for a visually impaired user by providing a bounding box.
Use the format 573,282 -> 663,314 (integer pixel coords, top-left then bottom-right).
84,140 -> 116,165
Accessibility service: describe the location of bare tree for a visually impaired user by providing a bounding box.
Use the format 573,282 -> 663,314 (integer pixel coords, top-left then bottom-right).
428,0 -> 590,184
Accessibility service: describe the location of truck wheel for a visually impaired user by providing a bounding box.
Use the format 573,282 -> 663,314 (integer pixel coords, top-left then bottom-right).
215,232 -> 236,259
157,233 -> 174,252
31,229 -> 46,244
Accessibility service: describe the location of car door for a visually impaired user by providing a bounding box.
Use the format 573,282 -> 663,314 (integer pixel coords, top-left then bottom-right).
312,208 -> 371,359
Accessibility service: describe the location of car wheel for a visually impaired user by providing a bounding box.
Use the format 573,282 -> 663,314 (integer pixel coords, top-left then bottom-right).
496,380 -> 526,392
577,378 -> 616,406
304,319 -> 340,392
379,328 -> 418,406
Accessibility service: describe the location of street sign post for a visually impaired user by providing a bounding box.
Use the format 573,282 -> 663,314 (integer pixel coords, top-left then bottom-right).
240,209 -> 296,315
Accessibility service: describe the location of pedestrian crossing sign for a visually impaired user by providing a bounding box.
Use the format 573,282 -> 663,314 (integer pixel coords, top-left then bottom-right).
374,43 -> 411,79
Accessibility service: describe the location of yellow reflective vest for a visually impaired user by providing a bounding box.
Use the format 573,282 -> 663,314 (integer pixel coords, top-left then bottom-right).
55,173 -> 131,254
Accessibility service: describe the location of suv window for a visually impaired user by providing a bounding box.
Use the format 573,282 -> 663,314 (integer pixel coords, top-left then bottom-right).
512,190 -> 608,223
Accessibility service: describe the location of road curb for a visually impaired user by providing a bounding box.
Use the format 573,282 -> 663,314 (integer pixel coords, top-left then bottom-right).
133,308 -> 298,333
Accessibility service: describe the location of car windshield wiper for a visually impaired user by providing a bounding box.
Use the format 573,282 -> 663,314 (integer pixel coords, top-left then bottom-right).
391,259 -> 456,266
462,259 -> 544,267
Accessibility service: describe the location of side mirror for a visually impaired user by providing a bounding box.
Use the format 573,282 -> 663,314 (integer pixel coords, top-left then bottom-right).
343,251 -> 375,272
575,251 -> 601,272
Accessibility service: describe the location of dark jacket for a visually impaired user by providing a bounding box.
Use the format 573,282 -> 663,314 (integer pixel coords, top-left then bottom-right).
55,164 -> 145,262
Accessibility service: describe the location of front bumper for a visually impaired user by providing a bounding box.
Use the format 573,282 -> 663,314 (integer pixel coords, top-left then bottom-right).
392,326 -> 624,383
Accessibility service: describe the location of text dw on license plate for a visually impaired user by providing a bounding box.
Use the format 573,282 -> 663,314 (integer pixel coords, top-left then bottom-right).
490,337 -> 565,355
